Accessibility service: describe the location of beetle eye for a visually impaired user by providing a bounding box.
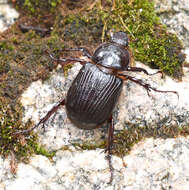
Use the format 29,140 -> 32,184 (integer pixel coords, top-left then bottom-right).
111,31 -> 129,47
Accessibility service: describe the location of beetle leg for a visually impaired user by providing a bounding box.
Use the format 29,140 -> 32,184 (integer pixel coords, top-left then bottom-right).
14,99 -> 65,135
118,74 -> 179,98
63,47 -> 92,59
106,115 -> 114,184
106,116 -> 114,153
48,52 -> 87,66
126,67 -> 163,77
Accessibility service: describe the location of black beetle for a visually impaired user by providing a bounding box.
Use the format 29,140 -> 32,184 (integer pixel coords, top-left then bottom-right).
16,31 -> 178,183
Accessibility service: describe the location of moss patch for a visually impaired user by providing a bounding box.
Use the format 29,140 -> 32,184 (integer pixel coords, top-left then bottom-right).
72,140 -> 106,151
112,124 -> 189,158
13,0 -> 61,15
0,97 -> 56,161
0,2 -> 65,160
72,124 -> 189,158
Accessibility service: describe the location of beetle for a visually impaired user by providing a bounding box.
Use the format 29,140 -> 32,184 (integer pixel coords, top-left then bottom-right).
16,31 -> 178,183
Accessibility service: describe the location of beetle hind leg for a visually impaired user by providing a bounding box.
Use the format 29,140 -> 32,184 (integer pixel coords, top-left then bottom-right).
105,115 -> 115,184
14,99 -> 65,135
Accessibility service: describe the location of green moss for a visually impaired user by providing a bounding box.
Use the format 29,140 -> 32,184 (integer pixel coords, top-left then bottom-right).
72,140 -> 106,151
14,0 -> 61,14
0,98 -> 36,161
100,0 -> 184,78
72,125 -> 189,158
112,124 -> 189,158
53,14 -> 104,46
50,0 -> 184,78
0,97 -> 57,160
0,26 -> 64,161
0,41 -> 14,51
35,145 -> 56,158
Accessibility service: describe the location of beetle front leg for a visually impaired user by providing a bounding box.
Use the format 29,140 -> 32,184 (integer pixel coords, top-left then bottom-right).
48,52 -> 88,66
106,115 -> 114,184
14,99 -> 65,135
63,47 -> 92,59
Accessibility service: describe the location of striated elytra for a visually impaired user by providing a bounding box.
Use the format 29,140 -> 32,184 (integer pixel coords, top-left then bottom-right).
66,62 -> 123,129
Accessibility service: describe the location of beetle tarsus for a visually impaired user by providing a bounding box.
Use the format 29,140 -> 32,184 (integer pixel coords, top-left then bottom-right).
106,153 -> 113,184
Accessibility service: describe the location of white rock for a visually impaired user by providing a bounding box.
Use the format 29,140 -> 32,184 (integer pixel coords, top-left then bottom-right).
0,4 -> 19,32
2,137 -> 189,189
154,0 -> 189,48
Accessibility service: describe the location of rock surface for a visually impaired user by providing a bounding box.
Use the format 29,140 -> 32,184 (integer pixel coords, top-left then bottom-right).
154,0 -> 189,48
1,137 -> 189,189
0,1 -> 19,32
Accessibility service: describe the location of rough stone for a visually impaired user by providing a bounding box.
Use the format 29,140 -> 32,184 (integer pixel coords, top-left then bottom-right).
0,3 -> 19,32
154,0 -> 189,48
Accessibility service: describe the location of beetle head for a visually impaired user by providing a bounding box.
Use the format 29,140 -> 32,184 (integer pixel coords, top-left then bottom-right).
111,31 -> 129,47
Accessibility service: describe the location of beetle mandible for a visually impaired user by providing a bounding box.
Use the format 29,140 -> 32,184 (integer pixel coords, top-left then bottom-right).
16,31 -> 178,183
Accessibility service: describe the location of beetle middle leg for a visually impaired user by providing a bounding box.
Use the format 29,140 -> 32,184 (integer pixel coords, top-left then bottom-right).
118,73 -> 178,98
125,67 -> 163,77
14,99 -> 65,135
